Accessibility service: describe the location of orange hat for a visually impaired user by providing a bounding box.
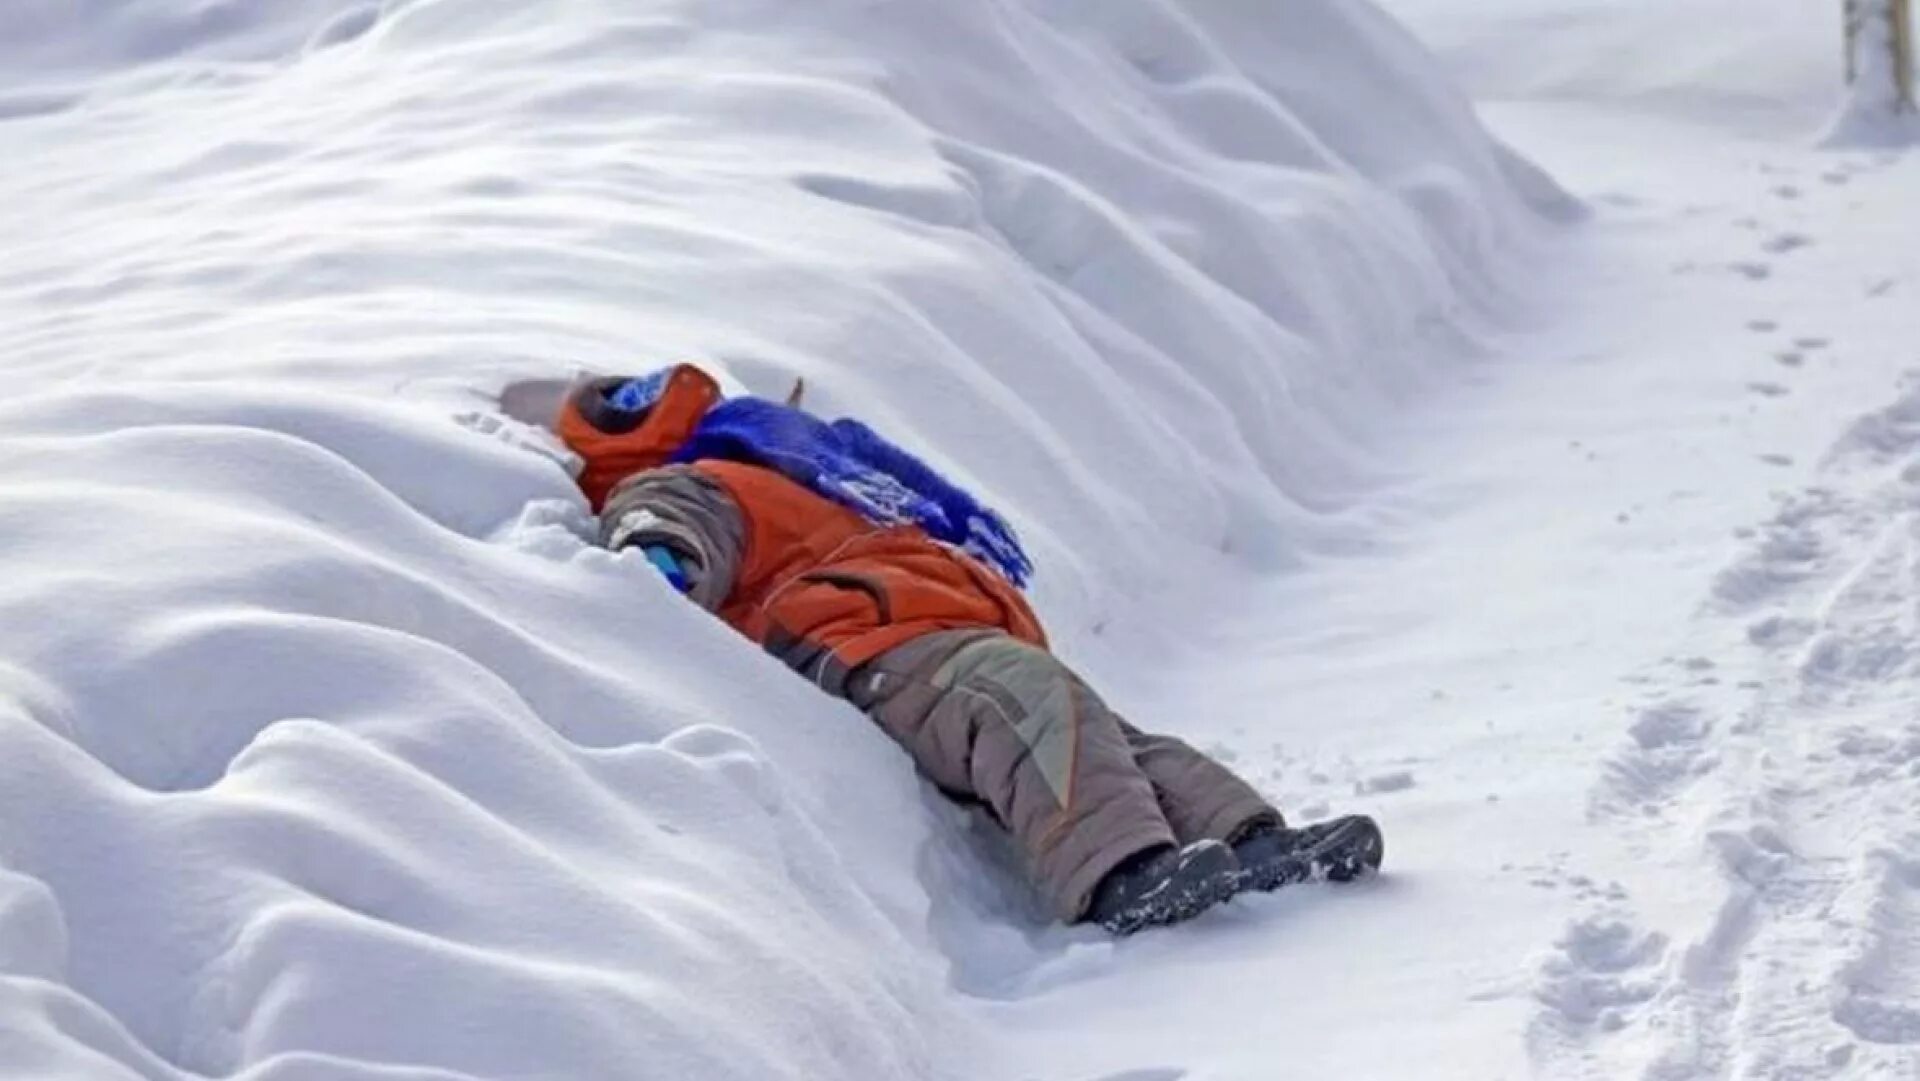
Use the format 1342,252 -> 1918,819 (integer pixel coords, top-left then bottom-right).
556,364 -> 722,510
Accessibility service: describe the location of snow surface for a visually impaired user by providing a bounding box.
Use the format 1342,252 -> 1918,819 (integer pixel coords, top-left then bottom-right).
0,1 -> 1551,1078
4,0 -> 1917,1079
1382,0 -> 1850,131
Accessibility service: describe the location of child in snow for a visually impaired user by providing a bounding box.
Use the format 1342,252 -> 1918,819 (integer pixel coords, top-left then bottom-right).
551,363 -> 1381,934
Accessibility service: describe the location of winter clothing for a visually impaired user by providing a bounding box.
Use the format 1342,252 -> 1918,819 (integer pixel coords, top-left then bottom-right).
844,628 -> 1277,919
1232,815 -> 1384,892
598,460 -> 1044,679
672,396 -> 1032,587
591,370 -> 1033,585
560,367 -> 723,511
1086,840 -> 1241,935
556,367 -> 1290,926
640,545 -> 692,593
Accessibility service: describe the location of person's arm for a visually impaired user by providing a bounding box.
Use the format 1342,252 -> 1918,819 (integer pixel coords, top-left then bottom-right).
598,465 -> 746,612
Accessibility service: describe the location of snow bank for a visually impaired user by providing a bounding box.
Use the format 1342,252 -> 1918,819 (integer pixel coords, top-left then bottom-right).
0,0 -> 1554,1076
1381,0 -> 1850,125
1383,0 -> 1919,143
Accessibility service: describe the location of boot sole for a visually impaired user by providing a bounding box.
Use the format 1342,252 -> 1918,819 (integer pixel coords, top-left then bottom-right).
1238,816 -> 1385,893
1323,817 -> 1385,882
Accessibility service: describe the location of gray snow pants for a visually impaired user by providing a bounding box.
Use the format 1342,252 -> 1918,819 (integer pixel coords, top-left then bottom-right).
844,629 -> 1280,922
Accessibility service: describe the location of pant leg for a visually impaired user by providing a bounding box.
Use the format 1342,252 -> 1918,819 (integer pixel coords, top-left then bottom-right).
1119,720 -> 1283,845
849,630 -> 1176,922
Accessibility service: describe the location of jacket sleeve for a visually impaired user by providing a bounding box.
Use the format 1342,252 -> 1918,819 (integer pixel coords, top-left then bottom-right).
598,464 -> 747,612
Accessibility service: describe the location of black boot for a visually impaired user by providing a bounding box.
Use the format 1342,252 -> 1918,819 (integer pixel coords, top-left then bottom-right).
1085,839 -> 1240,936
1231,815 -> 1384,893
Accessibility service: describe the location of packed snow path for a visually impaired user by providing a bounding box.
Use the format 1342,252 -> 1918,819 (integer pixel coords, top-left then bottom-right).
988,109 -> 1917,1079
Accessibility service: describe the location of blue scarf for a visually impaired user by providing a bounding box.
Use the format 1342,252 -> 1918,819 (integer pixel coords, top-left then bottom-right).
610,379 -> 1033,588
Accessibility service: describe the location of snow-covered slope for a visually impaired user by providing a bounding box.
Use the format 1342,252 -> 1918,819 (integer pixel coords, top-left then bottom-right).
0,1 -> 1554,1078
1383,0 -> 1849,127
1389,0 -> 1920,148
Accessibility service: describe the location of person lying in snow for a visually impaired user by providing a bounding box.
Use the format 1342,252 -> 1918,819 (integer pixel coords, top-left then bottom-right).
548,362 -> 1382,934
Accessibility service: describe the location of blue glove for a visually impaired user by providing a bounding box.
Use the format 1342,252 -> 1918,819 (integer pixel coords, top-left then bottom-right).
641,544 -> 692,594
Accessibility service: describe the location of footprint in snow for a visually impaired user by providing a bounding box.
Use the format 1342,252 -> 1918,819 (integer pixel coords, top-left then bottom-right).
1729,262 -> 1774,281
1532,914 -> 1669,1032
1594,699 -> 1719,816
1761,234 -> 1814,255
1593,192 -> 1646,208
1747,615 -> 1819,649
1354,770 -> 1416,796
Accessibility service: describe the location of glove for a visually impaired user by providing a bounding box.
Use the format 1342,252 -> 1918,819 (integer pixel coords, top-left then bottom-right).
641,544 -> 692,594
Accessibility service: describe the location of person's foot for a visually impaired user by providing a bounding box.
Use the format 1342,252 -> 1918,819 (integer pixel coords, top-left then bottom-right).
1231,815 -> 1384,893
1086,839 -> 1240,935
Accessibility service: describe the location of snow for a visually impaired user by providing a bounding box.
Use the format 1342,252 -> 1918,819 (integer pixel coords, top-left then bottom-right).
0,1 -> 1545,1078
1382,0 -> 1849,129
4,0 -> 1918,1079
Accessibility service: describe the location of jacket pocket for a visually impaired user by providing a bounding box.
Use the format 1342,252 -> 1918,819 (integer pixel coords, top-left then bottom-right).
797,570 -> 894,624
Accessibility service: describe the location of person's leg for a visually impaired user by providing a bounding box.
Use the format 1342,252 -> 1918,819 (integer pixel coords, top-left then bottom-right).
1119,722 -> 1383,887
849,631 -> 1180,923
1118,721 -> 1283,845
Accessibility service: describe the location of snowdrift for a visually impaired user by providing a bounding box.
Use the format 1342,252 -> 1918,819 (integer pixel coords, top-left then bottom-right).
0,0 -> 1560,1077
1381,0 -> 1850,126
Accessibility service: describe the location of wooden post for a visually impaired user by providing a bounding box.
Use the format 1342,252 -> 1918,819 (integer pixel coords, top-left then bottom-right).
1848,0 -> 1861,85
1848,0 -> 1917,112
1897,0 -> 1917,112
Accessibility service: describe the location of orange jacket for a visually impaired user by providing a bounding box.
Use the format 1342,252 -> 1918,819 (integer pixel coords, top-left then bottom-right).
557,368 -> 1046,675
700,458 -> 1044,668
